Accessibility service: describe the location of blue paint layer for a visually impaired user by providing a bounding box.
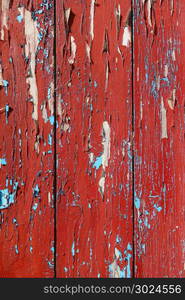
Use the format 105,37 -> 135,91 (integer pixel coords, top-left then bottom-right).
32,203 -> 38,211
49,116 -> 54,125
0,158 -> 7,166
33,185 -> 40,197
134,194 -> 141,209
48,134 -> 52,145
92,155 -> 102,170
71,242 -> 75,257
16,15 -> 23,23
0,188 -> 16,209
154,204 -> 162,212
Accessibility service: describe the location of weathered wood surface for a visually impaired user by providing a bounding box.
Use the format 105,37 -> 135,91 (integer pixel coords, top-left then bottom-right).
56,0 -> 133,278
0,0 -> 55,277
134,0 -> 185,277
0,0 -> 185,278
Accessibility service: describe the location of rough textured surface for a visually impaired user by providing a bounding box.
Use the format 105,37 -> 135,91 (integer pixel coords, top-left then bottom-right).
134,0 -> 185,277
0,0 -> 185,278
56,0 -> 133,278
0,0 -> 54,277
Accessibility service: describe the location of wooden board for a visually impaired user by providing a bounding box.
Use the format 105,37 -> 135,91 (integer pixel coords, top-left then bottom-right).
0,0 -> 54,277
134,0 -> 185,277
55,0 -> 133,278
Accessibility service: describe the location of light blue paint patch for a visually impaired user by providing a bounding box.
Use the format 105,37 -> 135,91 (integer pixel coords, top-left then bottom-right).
50,247 -> 55,254
119,268 -> 126,278
92,155 -> 102,170
154,204 -> 162,212
13,182 -> 18,191
108,262 -> 126,278
3,80 -> 9,95
33,184 -> 40,197
144,216 -> 150,229
16,15 -> 23,23
38,32 -> 43,42
35,9 -> 43,14
48,134 -> 52,145
127,149 -> 132,160
116,235 -> 121,244
15,245 -> 19,254
32,203 -> 38,211
0,188 -> 16,210
142,244 -> 146,253
127,243 -> 132,251
30,246 -> 33,253
48,261 -> 54,269
48,150 -> 52,154
97,273 -> 101,278
44,49 -> 49,58
12,218 -> 18,226
94,80 -> 98,88
49,115 -> 54,125
151,77 -> 159,99
163,184 -> 166,193
145,73 -> 149,83
108,263 -> 114,277
47,87 -> 52,99
0,158 -> 7,166
161,77 -> 170,86
71,242 -> 75,257
3,80 -> 9,87
64,267 -> 68,272
6,178 -> 9,187
90,103 -> 93,112
5,104 -> 10,123
134,194 -> 141,209
126,253 -> 132,278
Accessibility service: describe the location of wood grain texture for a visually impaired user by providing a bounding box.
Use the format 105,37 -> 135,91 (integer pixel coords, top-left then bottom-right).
0,0 -> 185,279
56,0 -> 133,278
134,0 -> 185,277
0,0 -> 54,277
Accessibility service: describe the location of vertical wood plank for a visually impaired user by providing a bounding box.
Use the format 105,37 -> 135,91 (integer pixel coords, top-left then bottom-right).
134,0 -> 185,277
56,0 -> 133,278
0,0 -> 54,277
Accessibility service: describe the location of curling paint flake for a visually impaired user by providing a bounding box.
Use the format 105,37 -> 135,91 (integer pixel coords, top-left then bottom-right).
1,0 -> 10,40
102,121 -> 111,170
68,36 -> 77,65
122,26 -> 131,47
161,97 -> 168,139
90,0 -> 95,41
24,9 -> 39,121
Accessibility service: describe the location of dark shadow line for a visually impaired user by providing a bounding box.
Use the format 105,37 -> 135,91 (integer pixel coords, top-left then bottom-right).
131,0 -> 136,279
53,0 -> 57,279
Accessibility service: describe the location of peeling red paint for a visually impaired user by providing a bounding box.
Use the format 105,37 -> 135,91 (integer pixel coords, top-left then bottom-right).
56,0 -> 133,278
0,0 -> 54,277
0,0 -> 185,278
134,0 -> 185,277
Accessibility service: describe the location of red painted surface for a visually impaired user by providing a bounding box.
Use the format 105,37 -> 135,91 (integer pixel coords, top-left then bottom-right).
0,0 -> 184,278
134,0 -> 185,277
0,0 -> 54,277
56,0 -> 133,278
